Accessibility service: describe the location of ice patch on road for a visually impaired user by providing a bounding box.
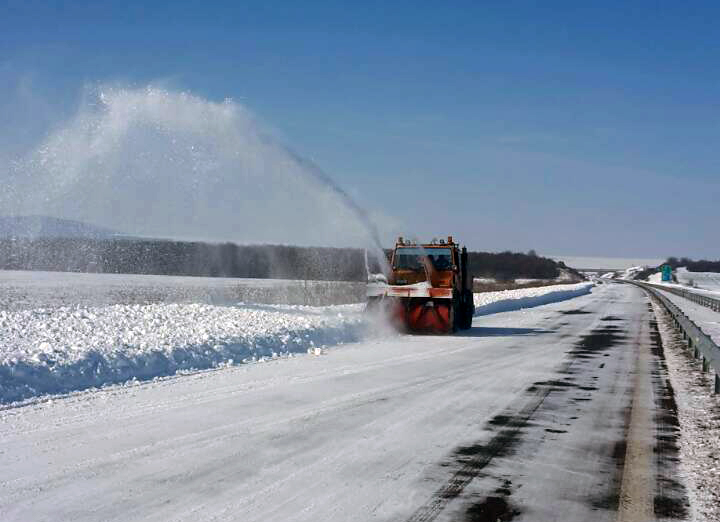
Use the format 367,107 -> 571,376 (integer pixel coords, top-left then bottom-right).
474,282 -> 594,316
0,302 -> 364,404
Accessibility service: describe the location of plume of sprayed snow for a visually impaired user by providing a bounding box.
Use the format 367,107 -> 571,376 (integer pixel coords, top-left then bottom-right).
3,85 -> 386,258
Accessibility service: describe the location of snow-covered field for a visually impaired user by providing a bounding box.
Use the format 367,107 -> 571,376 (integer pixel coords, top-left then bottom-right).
621,265 -> 649,279
647,268 -> 720,299
0,269 -> 365,310
551,255 -> 663,270
647,272 -> 663,284
0,271 -> 593,405
675,268 -> 720,294
656,289 -> 720,346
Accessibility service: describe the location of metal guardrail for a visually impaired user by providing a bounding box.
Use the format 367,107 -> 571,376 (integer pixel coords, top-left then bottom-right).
623,280 -> 720,394
643,282 -> 720,313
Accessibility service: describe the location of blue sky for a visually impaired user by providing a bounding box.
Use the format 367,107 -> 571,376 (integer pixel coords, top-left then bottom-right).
2,1 -> 719,258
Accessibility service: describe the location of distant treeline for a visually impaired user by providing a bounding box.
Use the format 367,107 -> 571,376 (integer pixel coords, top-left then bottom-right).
665,257 -> 720,273
0,238 -> 564,282
466,251 -> 560,281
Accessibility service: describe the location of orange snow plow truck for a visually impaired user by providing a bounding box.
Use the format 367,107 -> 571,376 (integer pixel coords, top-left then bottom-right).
367,236 -> 474,333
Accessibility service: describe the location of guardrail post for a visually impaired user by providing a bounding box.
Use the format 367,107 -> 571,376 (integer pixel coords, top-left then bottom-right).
703,356 -> 709,372
716,373 -> 720,395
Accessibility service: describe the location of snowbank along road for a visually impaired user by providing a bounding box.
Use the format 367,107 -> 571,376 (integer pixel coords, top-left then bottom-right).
0,276 -> 591,405
0,283 -> 692,521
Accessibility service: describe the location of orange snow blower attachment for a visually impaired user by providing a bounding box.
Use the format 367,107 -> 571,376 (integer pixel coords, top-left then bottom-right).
366,237 -> 475,334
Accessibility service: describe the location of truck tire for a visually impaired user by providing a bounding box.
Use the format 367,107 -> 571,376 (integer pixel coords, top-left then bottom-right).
457,290 -> 474,330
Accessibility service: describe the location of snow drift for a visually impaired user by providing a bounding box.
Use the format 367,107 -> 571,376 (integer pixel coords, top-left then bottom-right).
474,282 -> 594,316
0,302 -> 365,404
0,277 -> 594,405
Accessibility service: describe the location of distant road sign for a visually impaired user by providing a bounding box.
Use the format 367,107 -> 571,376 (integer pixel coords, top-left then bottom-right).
661,264 -> 672,282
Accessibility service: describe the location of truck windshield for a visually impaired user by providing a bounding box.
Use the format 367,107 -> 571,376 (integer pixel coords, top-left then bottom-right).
394,247 -> 453,270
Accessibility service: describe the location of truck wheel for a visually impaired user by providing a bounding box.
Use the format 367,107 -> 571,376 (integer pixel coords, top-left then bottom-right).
457,290 -> 474,330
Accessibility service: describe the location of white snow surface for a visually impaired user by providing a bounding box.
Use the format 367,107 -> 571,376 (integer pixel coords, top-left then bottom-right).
621,265 -> 648,279
648,271 -> 663,284
0,284 -> 661,522
656,289 -> 720,346
473,282 -> 593,316
0,274 -> 593,404
0,302 -> 366,404
644,268 -> 720,299
675,268 -> 720,295
0,269 -> 365,309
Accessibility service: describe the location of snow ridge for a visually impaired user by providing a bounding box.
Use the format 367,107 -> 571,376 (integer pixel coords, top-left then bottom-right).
0,278 -> 594,405
474,282 -> 594,316
0,303 -> 364,404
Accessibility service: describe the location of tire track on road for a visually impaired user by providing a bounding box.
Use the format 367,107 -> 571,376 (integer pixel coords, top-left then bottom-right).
406,317 -> 628,522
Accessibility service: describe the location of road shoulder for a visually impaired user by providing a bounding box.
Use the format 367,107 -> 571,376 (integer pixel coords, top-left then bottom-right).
651,297 -> 720,522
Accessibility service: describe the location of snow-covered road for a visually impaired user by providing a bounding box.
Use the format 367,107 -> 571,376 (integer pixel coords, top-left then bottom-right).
0,284 -> 687,521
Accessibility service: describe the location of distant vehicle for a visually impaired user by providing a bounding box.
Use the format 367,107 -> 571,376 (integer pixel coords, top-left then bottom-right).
367,236 -> 474,333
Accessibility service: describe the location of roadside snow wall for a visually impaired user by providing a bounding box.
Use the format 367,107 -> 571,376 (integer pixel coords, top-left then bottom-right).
1,282 -> 594,405
474,282 -> 594,316
0,303 -> 364,405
